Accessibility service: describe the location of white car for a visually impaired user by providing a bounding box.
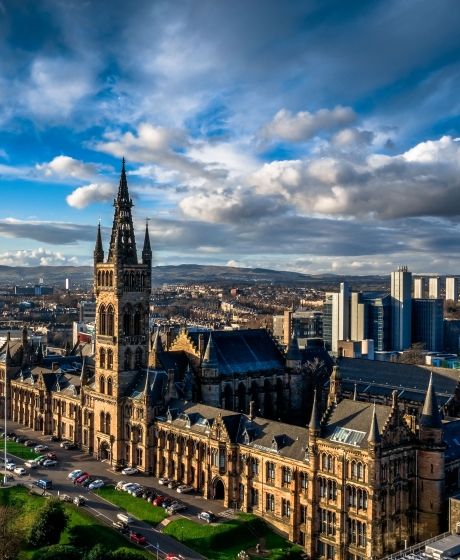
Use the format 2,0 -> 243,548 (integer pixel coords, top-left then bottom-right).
122,467 -> 138,476
24,460 -> 38,469
42,459 -> 58,467
127,483 -> 141,495
158,477 -> 171,485
122,482 -> 137,492
34,444 -> 48,453
115,480 -> 126,490
5,462 -> 15,471
14,466 -> 27,476
88,479 -> 105,490
176,484 -> 193,494
68,469 -> 83,480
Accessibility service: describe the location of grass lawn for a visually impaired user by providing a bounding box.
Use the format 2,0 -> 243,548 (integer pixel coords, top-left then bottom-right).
0,485 -> 150,559
3,440 -> 41,461
163,513 -> 304,560
95,485 -> 167,525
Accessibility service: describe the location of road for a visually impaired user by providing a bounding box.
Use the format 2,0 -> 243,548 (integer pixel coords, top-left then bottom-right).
1,422 -> 232,560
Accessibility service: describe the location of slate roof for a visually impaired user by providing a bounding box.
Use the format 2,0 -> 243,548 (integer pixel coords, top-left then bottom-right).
322,399 -> 392,449
127,368 -> 168,402
188,329 -> 285,375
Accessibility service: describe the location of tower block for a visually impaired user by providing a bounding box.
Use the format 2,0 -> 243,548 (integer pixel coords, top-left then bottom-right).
92,159 -> 152,465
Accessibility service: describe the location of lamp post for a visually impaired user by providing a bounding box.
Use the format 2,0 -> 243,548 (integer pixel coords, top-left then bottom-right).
3,372 -> 8,485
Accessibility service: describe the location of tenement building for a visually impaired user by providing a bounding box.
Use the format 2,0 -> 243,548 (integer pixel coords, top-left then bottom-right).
1,161 -> 459,559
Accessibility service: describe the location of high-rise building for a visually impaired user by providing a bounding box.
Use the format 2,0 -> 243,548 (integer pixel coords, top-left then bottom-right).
323,282 -> 350,353
391,266 -> 412,350
412,299 -> 444,351
350,291 -> 391,352
429,276 -> 442,299
413,276 -> 427,299
446,277 -> 459,302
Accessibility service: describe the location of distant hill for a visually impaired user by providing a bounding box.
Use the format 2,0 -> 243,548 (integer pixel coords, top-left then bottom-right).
0,263 -> 389,289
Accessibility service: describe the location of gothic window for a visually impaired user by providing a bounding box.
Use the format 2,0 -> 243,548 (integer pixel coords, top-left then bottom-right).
107,377 -> 113,396
97,271 -> 102,286
123,305 -> 132,336
99,305 -> 106,335
266,461 -> 275,482
266,492 -> 275,512
250,488 -> 259,507
133,306 -> 141,335
300,472 -> 308,492
99,348 -> 106,368
135,347 -> 142,368
109,271 -> 113,286
320,508 -> 336,536
282,498 -> 291,518
282,467 -> 292,486
347,519 -> 366,547
105,413 -> 111,435
99,376 -> 105,394
100,411 -> 105,432
107,349 -> 113,370
107,306 -> 114,336
84,410 -> 88,425
124,348 -> 132,370
300,505 -> 307,523
251,458 -> 259,476
219,448 -> 226,469
211,449 -> 218,467
322,454 -> 334,473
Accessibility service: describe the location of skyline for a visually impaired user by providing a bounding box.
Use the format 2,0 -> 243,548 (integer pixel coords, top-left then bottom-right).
2,1 -> 460,274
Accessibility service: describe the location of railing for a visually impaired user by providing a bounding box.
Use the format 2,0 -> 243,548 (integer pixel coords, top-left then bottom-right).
382,532 -> 451,559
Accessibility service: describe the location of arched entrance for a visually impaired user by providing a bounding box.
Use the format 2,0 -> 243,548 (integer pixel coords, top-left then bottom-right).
100,441 -> 110,461
213,478 -> 225,500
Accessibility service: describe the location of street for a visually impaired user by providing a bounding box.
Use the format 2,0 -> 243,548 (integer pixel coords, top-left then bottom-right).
1,422 -> 230,560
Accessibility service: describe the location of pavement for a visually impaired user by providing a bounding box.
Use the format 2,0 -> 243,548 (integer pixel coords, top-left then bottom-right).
0,421 -> 235,560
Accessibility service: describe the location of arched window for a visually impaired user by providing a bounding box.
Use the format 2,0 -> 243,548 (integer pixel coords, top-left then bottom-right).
99,376 -> 105,394
109,271 -> 113,286
133,306 -> 141,335
97,271 -> 102,286
100,411 -> 105,431
107,306 -> 114,336
107,377 -> 113,396
99,305 -> 106,335
124,348 -> 132,370
107,349 -> 113,370
123,305 -> 132,336
99,347 -> 106,368
105,413 -> 111,435
126,424 -> 131,439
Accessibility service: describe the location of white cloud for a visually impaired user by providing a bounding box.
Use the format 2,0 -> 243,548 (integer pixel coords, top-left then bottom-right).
0,248 -> 80,266
66,183 -> 116,209
36,155 -> 97,180
261,106 -> 356,142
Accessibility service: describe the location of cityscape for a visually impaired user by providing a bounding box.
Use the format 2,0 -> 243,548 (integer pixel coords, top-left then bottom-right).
1,2 -> 460,560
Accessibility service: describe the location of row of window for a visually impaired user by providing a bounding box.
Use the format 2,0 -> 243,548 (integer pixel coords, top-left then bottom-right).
319,509 -> 367,548
265,462 -> 308,490
100,411 -> 111,435
320,455 -> 366,481
100,347 -> 144,372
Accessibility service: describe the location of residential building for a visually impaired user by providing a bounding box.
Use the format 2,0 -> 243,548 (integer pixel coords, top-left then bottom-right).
446,277 -> 459,302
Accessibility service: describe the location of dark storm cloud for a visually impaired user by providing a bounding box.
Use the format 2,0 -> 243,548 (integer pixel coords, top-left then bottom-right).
0,220 -> 98,245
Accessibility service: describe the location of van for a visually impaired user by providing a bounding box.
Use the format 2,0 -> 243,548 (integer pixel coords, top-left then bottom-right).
116,513 -> 133,524
35,479 -> 52,490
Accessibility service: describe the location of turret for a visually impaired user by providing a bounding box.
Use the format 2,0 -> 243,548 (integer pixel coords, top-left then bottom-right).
202,332 -> 218,370
368,403 -> 381,446
200,333 -> 220,407
420,373 -> 443,443
142,220 -> 152,267
94,223 -> 104,267
327,364 -> 342,407
149,330 -> 163,369
308,389 -> 320,438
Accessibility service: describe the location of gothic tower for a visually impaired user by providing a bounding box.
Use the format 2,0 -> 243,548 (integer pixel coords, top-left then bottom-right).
92,159 -> 152,465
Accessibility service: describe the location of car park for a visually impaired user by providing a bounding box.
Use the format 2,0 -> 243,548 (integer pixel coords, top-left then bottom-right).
68,469 -> 84,480
122,467 -> 138,475
42,459 -> 57,467
167,502 -> 187,514
88,479 -> 105,490
198,511 -> 217,523
153,495 -> 166,506
158,477 -> 171,485
34,444 -> 48,453
129,532 -> 146,545
13,467 -> 27,476
75,473 -> 89,484
176,484 -> 193,494
5,462 -> 15,471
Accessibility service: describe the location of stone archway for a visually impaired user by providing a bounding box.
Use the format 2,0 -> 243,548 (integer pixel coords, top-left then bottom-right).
100,440 -> 110,461
213,478 -> 225,500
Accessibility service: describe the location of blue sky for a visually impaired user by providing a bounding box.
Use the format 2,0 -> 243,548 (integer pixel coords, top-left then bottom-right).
1,0 -> 460,274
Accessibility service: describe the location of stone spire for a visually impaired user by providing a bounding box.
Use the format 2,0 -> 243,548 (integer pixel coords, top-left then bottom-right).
149,329 -> 163,368
107,159 -> 138,265
94,222 -> 104,265
308,389 -> 320,436
368,403 -> 381,444
420,373 -> 442,430
202,332 -> 218,368
142,219 -> 152,266
327,363 -> 342,407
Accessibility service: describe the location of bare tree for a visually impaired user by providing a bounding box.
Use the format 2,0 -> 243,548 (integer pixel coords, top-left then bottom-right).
0,505 -> 23,560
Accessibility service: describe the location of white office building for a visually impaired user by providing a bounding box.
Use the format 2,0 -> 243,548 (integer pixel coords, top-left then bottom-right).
391,266 -> 412,351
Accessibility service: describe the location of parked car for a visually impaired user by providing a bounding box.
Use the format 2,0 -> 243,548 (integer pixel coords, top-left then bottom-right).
64,442 -> 77,450
75,473 -> 89,484
34,444 -> 48,452
158,477 -> 171,485
127,483 -> 142,495
15,435 -> 26,443
122,483 -> 138,493
133,487 -> 145,497
198,511 -> 217,523
129,532 -> 146,545
167,502 -> 187,514
24,460 -> 38,469
82,477 -> 95,487
167,480 -> 179,489
153,495 -> 166,506
36,457 -> 48,466
88,479 -> 105,490
13,467 -> 27,476
161,498 -> 174,509
176,484 -> 193,494
112,520 -> 129,534
5,462 -> 15,471
34,479 -> 52,490
122,467 -> 138,476
24,440 -> 35,447
115,480 -> 126,490
73,495 -> 87,506
60,440 -> 71,448
42,459 -> 58,467
6,432 -> 16,439
68,469 -> 84,480
59,494 -> 72,502
48,435 -> 60,442
46,452 -> 57,460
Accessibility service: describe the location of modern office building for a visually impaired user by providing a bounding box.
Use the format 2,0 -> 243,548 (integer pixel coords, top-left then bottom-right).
391,266 -> 412,351
413,276 -> 427,299
446,277 -> 459,302
323,282 -> 350,353
412,298 -> 444,351
350,292 -> 391,352
429,276 -> 442,299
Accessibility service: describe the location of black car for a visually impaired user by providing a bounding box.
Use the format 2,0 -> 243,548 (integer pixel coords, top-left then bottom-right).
6,432 -> 16,438
64,442 -> 77,450
15,436 -> 26,443
161,497 -> 174,509
48,435 -> 60,442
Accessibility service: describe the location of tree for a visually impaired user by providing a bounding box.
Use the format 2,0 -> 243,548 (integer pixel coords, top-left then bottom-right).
28,498 -> 69,548
32,544 -> 81,560
111,549 -> 149,560
397,342 -> 426,365
0,505 -> 23,560
83,544 -> 111,560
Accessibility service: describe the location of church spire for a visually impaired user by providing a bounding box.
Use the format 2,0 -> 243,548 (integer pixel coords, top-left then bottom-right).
368,403 -> 381,444
420,373 -> 442,430
309,389 -> 320,436
202,332 -> 218,368
94,222 -> 104,265
142,219 -> 152,266
107,159 -> 138,265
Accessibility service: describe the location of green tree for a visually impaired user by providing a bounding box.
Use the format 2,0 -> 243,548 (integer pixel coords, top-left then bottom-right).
0,505 -> 23,560
32,544 -> 81,560
111,549 -> 148,560
83,544 -> 112,560
28,498 -> 69,548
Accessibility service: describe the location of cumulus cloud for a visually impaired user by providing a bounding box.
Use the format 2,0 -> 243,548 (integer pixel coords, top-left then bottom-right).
66,183 -> 116,209
0,248 -> 80,267
261,106 -> 356,142
36,156 -> 98,181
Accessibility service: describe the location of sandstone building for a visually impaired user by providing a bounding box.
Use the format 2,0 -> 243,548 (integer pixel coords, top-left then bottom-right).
1,161 -> 459,559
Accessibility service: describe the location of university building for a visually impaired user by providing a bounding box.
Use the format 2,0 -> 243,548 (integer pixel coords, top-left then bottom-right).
1,161 -> 459,559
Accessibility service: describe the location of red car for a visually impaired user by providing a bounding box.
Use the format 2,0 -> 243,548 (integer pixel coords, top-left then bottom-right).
47,452 -> 57,460
153,495 -> 165,506
129,532 -> 146,545
75,473 -> 89,484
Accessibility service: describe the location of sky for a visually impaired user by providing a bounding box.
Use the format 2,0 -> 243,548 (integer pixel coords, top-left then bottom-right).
1,0 -> 460,275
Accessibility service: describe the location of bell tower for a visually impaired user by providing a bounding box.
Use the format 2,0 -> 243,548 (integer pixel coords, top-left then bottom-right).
92,159 -> 152,464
